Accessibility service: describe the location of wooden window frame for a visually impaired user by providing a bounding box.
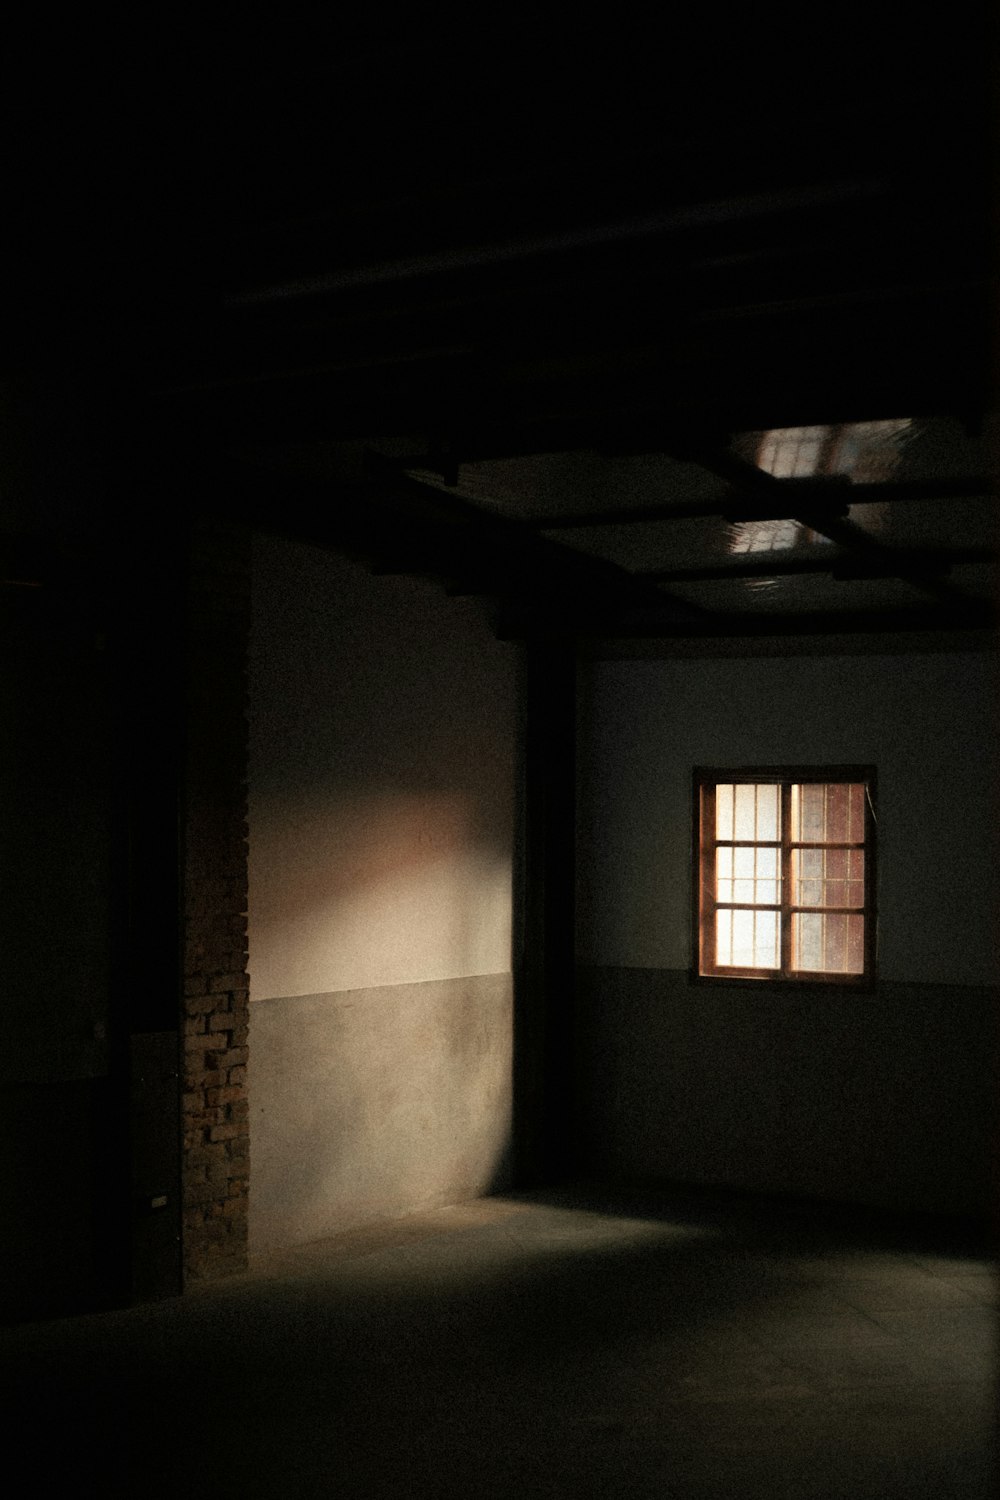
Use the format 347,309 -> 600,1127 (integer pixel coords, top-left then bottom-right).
693,766 -> 877,987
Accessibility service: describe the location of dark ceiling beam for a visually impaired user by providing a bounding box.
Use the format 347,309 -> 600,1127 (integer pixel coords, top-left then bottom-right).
522,476 -> 993,532
207,454 -> 705,624
367,462 -> 707,620
797,512 -> 977,607
224,178 -> 890,308
496,597 -> 996,642
160,312 -> 990,449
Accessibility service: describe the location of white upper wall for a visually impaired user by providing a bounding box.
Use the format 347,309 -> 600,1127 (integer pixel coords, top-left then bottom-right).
578,652 -> 997,985
250,533 -> 516,999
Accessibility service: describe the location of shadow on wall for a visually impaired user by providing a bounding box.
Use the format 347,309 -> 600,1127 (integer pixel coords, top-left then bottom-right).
251,788 -> 512,999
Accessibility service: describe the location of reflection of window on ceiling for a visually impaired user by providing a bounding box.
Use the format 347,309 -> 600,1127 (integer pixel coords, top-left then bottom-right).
755,419 -> 913,482
728,518 -> 814,554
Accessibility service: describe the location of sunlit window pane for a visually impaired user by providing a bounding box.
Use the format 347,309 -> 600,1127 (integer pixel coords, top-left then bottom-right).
755,844 -> 780,905
717,844 -> 733,903
792,848 -> 865,908
792,783 -> 826,842
716,785 -> 734,841
717,782 -> 783,841
715,908 -> 733,965
752,909 -> 780,968
733,842 -> 754,904
793,913 -> 865,974
716,907 -> 780,969
755,783 -> 780,842
791,783 -> 865,844
716,843 -> 782,906
733,783 -> 757,840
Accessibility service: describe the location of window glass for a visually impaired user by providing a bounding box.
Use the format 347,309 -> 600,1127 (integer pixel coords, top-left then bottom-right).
717,908 -> 780,970
792,913 -> 865,974
790,782 -> 864,844
791,848 -> 865,908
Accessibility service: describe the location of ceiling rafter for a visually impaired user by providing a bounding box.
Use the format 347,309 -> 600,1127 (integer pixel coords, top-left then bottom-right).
515,476 -> 993,532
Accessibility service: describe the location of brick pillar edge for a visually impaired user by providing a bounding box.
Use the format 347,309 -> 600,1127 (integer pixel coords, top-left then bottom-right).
181,518 -> 251,1280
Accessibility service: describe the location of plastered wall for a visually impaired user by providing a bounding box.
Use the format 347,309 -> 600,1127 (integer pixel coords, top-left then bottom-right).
576,650 -> 997,1213
249,533 -> 516,1252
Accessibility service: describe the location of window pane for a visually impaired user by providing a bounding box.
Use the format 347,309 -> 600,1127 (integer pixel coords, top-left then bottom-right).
716,908 -> 779,969
732,844 -> 753,903
716,785 -> 734,841
755,845 -> 781,905
717,844 -> 781,906
733,783 -> 757,840
823,784 -> 864,843
792,849 -> 865,908
791,783 -> 866,844
791,783 -> 826,842
715,907 -> 733,965
751,909 -> 780,968
716,782 -> 782,842
755,783 -> 780,841
793,913 -> 865,974
717,844 -> 733,903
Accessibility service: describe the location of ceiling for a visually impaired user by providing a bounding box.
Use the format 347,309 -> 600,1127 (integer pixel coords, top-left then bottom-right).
5,18 -> 996,644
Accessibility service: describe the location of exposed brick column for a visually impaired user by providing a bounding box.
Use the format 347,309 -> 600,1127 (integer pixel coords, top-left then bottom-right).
181,519 -> 251,1279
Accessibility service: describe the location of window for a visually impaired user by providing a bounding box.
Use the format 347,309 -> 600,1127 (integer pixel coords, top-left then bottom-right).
694,768 -> 876,984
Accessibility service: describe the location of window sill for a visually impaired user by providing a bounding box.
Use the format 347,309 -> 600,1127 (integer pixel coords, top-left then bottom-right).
689,969 -> 877,992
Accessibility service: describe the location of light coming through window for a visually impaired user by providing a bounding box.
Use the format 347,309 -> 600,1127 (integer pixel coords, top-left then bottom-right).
694,769 -> 876,983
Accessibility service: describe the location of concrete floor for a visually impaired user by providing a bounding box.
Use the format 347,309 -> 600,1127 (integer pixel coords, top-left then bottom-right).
2,1184 -> 995,1497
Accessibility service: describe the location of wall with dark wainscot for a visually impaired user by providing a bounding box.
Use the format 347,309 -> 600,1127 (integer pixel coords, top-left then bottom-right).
249,534 -> 516,1255
575,651 -> 997,1214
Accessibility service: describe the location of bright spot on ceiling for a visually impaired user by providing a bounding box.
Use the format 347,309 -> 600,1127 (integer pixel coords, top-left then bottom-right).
750,419 -> 914,481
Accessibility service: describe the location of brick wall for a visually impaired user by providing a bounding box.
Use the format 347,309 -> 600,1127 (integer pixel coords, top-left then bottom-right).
181,519 -> 251,1279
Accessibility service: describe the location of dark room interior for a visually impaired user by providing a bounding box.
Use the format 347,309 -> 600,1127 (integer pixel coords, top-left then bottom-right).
1,17 -> 996,1497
